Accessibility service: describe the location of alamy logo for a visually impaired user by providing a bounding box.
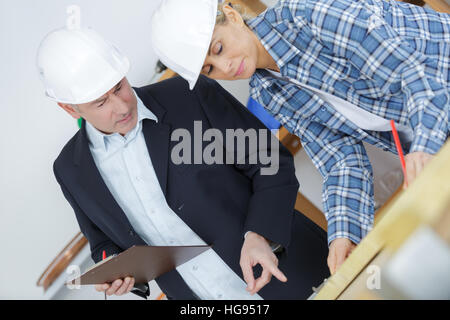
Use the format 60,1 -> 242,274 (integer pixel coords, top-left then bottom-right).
66,5 -> 81,30
366,265 -> 381,290
171,121 -> 280,176
66,265 -> 81,290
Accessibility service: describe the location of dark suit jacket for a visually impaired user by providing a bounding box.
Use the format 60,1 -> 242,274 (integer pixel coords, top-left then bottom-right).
53,75 -> 330,300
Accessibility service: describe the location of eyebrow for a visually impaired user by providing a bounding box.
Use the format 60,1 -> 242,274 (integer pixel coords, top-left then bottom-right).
91,80 -> 122,105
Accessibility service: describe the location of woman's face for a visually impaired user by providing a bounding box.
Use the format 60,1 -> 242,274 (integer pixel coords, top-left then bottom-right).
201,8 -> 259,81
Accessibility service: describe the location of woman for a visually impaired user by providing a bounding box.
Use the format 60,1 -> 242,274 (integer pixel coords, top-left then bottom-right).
151,0 -> 449,274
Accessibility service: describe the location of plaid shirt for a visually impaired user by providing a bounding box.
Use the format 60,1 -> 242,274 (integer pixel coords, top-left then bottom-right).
248,0 -> 450,245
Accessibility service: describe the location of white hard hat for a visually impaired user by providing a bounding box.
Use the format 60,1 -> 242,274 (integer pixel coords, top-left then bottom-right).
37,27 -> 130,104
151,0 -> 218,90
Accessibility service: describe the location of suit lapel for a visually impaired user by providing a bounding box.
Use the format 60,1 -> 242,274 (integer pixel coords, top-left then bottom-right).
142,119 -> 170,196
134,86 -> 172,197
73,123 -> 133,228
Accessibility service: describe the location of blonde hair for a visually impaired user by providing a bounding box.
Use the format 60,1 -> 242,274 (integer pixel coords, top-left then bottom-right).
215,2 -> 252,25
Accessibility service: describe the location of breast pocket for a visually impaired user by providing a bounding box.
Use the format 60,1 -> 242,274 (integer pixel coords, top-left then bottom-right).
315,54 -> 352,84
351,77 -> 387,99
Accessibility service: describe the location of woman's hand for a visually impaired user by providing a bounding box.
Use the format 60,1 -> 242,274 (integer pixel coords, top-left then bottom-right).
327,238 -> 356,275
404,151 -> 434,188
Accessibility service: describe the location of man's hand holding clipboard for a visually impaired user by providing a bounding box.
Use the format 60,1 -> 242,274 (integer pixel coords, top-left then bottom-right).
66,245 -> 211,298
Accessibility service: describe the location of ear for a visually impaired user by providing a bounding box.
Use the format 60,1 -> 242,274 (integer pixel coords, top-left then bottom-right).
57,103 -> 82,120
222,4 -> 244,26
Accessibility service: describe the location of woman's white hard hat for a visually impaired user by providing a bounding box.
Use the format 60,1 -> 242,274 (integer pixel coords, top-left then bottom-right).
37,27 -> 130,104
151,0 -> 218,90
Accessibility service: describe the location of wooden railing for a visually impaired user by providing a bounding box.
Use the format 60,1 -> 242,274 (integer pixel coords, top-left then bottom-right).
36,232 -> 87,291
420,0 -> 450,13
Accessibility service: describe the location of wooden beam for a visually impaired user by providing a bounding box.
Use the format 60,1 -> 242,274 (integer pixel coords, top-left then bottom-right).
37,232 -> 87,291
314,140 -> 450,299
158,69 -> 177,82
423,0 -> 450,13
295,192 -> 327,231
231,0 -> 267,16
276,127 -> 303,155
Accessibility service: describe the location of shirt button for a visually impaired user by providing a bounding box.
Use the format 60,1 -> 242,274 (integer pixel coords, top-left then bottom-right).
150,209 -> 155,214
217,293 -> 223,299
192,265 -> 198,271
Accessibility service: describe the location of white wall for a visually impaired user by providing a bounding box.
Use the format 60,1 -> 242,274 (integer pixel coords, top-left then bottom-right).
0,0 -> 163,299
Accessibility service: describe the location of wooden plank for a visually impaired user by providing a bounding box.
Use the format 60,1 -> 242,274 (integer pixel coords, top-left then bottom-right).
231,0 -> 267,16
37,232 -> 88,291
314,140 -> 450,299
158,69 -> 177,82
276,127 -> 303,155
423,0 -> 450,13
295,192 -> 327,231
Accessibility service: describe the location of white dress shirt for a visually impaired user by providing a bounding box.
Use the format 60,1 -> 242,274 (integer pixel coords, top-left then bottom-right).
85,90 -> 262,300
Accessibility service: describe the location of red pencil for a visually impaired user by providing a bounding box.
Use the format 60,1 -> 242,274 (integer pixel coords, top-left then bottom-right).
390,120 -> 408,187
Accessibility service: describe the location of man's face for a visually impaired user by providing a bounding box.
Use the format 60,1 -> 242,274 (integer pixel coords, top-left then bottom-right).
58,78 -> 138,136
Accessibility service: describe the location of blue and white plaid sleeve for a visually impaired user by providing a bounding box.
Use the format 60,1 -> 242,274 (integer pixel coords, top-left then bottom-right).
300,121 -> 375,245
304,0 -> 449,155
251,80 -> 376,245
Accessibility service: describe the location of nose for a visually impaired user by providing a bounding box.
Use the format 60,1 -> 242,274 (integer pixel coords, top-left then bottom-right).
110,94 -> 128,115
214,58 -> 233,77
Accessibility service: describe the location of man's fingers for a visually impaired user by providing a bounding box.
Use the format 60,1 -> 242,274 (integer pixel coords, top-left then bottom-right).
265,261 -> 287,283
115,277 -> 131,296
106,279 -> 122,296
96,278 -> 135,296
251,269 -> 272,295
240,259 -> 255,292
95,283 -> 109,292
126,277 -> 135,294
250,259 -> 287,295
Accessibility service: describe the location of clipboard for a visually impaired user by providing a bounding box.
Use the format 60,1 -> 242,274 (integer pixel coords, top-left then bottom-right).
66,245 -> 211,286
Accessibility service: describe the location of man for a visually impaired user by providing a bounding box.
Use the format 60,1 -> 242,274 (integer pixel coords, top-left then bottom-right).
37,27 -> 329,299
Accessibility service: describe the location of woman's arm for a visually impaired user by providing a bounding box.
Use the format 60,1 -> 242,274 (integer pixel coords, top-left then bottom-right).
302,0 -> 448,155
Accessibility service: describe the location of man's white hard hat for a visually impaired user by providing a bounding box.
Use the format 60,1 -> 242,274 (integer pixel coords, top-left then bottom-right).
37,27 -> 130,104
151,0 -> 218,90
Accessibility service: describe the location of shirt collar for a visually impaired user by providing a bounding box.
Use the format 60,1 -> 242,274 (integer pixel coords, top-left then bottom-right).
247,10 -> 301,72
86,89 -> 158,151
